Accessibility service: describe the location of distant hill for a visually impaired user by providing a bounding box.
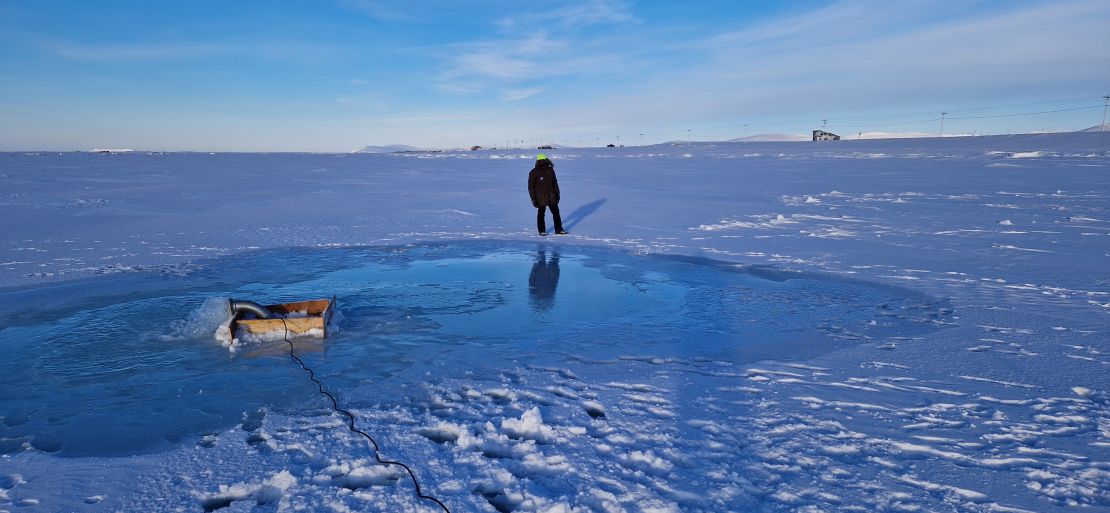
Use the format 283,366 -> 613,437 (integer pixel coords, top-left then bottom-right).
726,134 -> 809,142
352,144 -> 421,153
1078,124 -> 1109,133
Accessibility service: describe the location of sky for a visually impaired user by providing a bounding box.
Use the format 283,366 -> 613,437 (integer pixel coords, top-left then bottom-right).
1,0 -> 1108,151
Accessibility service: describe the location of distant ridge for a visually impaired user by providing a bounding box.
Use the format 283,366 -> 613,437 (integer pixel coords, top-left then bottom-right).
1078,124 -> 1109,133
726,134 -> 809,142
352,144 -> 421,153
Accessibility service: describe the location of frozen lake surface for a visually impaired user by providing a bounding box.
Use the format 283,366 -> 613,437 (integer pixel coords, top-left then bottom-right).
0,134 -> 1108,512
0,242 -> 946,458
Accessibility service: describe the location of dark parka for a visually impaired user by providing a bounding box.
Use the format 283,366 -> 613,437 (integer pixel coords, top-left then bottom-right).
528,159 -> 560,208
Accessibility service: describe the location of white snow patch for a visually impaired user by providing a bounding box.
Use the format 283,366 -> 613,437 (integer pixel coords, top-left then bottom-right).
501,407 -> 555,443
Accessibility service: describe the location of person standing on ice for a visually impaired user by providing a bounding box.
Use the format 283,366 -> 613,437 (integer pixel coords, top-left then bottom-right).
528,153 -> 567,236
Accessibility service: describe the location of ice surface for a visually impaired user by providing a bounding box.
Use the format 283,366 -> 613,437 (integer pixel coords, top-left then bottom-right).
0,133 -> 1108,512
0,242 -> 933,459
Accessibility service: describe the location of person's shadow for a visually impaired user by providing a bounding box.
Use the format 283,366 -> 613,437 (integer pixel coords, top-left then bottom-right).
528,250 -> 560,314
562,198 -> 606,231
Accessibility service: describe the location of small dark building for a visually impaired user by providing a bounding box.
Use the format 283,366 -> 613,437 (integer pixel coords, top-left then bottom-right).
813,130 -> 840,141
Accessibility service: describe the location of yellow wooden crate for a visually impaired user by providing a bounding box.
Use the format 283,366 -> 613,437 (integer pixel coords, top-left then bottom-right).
232,297 -> 335,339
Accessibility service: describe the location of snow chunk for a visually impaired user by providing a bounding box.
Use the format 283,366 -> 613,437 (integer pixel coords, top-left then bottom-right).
502,407 -> 555,443
417,422 -> 462,444
582,400 -> 606,419
521,452 -> 575,475
618,449 -> 674,474
337,464 -> 404,489
0,474 -> 25,489
900,475 -> 987,501
197,470 -> 297,511
254,470 -> 296,505
638,500 -> 680,513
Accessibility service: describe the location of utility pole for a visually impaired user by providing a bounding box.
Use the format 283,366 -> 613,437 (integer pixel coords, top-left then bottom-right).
744,123 -> 748,142
939,112 -> 947,137
616,135 -> 620,147
639,133 -> 644,146
1102,95 -> 1109,132
687,129 -> 692,146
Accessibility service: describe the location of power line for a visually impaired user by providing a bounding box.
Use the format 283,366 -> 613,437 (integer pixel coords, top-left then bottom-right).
1102,95 -> 1109,132
946,104 -> 1101,120
540,95 -> 1107,146
824,95 -> 1103,123
829,117 -> 941,129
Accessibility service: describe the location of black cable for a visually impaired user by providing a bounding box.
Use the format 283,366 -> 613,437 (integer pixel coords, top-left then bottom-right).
280,318 -> 451,513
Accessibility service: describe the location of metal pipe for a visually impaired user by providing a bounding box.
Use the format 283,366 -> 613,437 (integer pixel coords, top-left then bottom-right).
228,299 -> 273,319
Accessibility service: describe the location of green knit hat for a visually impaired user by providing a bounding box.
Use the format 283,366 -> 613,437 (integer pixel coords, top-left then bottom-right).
536,153 -> 548,160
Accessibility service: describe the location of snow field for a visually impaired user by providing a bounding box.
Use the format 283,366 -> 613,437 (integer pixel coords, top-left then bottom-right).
1,132 -> 1108,511
28,333 -> 1102,512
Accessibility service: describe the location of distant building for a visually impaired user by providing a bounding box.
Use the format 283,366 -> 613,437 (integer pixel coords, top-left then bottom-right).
812,130 -> 840,141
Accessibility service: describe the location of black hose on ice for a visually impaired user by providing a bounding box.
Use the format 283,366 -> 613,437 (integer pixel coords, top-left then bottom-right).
280,319 -> 451,513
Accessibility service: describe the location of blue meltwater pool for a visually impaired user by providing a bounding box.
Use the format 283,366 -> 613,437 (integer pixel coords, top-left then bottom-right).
0,241 -> 949,457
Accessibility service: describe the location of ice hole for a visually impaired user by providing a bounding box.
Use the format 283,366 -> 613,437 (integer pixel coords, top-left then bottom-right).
0,241 -> 948,457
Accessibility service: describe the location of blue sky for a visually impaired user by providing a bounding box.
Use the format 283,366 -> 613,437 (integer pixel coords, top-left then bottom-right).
1,0 -> 1108,151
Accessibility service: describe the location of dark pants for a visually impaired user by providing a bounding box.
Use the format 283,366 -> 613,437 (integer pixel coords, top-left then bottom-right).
536,204 -> 564,233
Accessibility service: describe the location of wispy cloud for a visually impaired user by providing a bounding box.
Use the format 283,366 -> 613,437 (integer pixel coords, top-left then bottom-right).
336,91 -> 386,107
534,0 -> 1110,129
418,0 -> 1108,144
54,42 -> 229,61
336,0 -> 419,22
371,111 -> 486,126
49,39 -> 341,63
434,1 -> 645,97
502,87 -> 544,101
496,0 -> 637,30
695,0 -> 1110,94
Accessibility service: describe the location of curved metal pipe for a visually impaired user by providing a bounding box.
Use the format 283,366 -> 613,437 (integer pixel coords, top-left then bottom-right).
228,299 -> 273,319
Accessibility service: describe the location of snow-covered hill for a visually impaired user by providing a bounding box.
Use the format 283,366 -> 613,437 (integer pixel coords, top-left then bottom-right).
352,144 -> 421,153
726,133 -> 810,142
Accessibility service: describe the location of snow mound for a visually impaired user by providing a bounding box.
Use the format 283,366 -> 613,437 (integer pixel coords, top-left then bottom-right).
195,470 -> 296,511
501,407 -> 555,443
